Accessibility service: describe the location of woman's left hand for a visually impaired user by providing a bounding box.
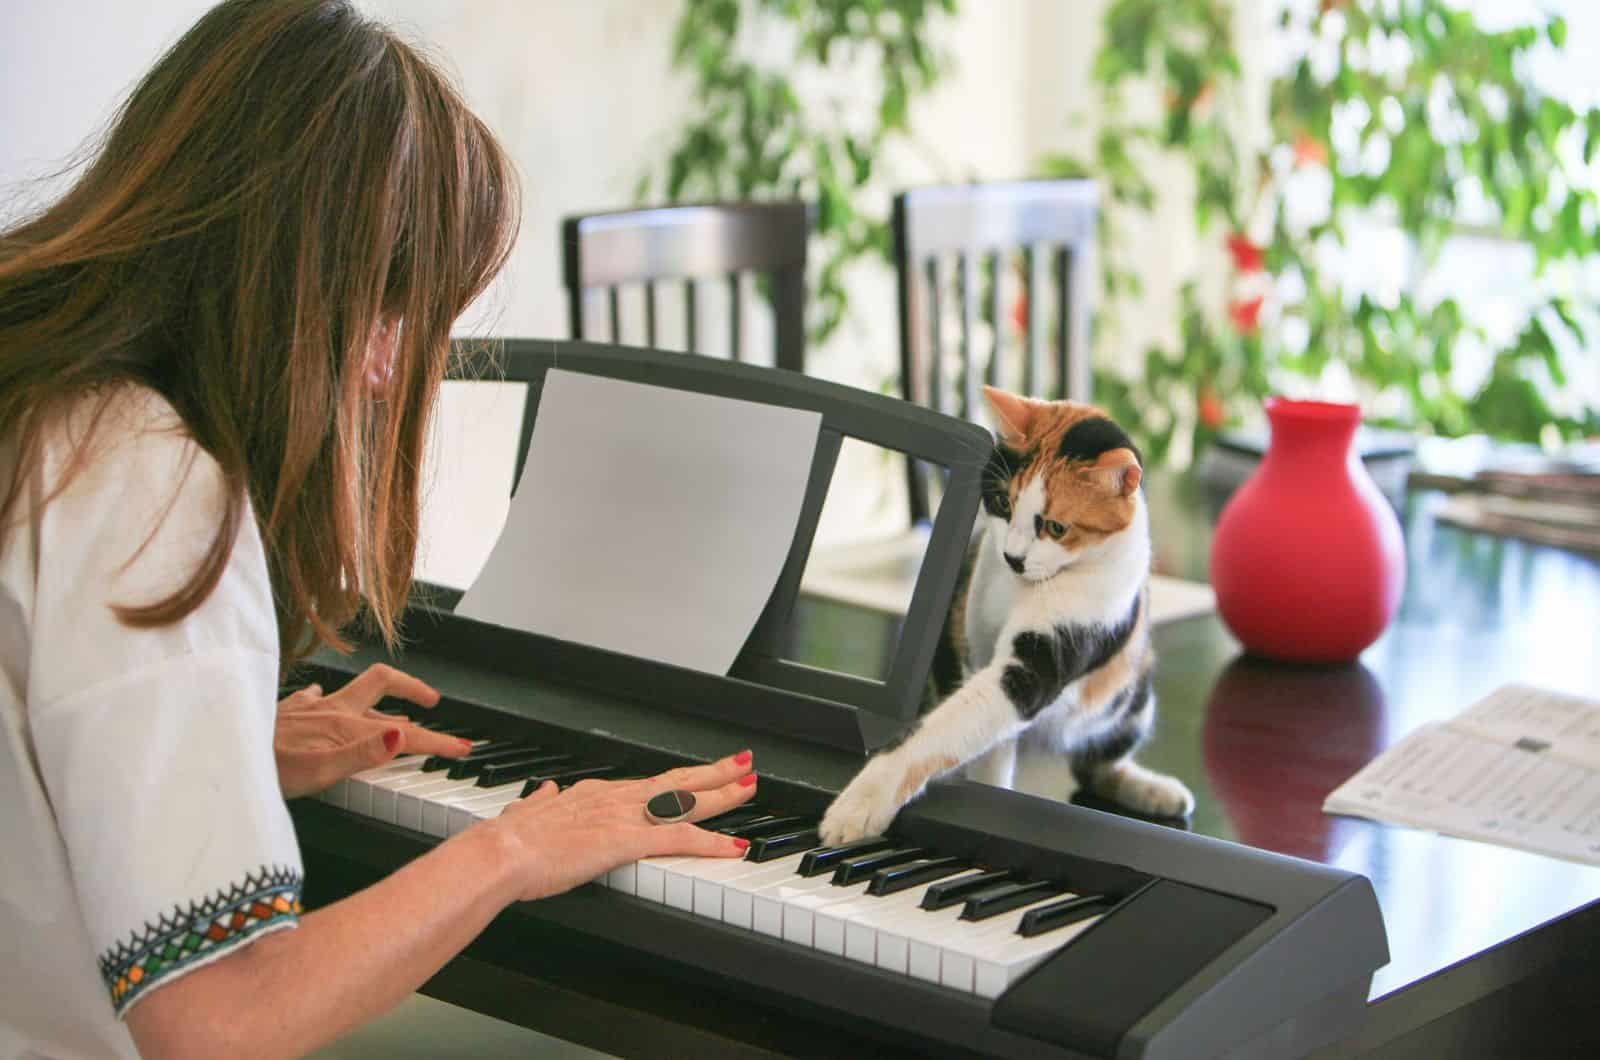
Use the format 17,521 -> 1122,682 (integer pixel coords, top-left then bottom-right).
274,663 -> 472,798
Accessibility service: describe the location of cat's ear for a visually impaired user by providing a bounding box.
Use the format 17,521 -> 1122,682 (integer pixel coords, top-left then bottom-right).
982,386 -> 1047,444
1083,448 -> 1143,497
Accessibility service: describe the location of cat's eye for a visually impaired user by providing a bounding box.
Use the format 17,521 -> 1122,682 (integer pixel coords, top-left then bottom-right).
993,496 -> 1011,517
1045,520 -> 1067,539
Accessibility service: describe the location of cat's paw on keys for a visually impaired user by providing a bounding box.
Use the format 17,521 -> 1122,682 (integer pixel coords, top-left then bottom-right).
820,762 -> 907,845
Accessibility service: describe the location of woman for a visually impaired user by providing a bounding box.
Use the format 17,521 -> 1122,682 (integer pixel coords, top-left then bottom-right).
0,3 -> 754,1057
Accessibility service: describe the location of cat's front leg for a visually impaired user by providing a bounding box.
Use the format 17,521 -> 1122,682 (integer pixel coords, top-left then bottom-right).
965,739 -> 1018,788
820,666 -> 1024,845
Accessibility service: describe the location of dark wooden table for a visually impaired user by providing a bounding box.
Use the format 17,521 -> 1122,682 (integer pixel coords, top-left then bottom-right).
299,472 -> 1600,1058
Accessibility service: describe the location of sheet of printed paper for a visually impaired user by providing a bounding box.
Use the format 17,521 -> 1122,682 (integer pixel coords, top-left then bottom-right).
1450,683 -> 1600,772
1324,685 -> 1600,866
456,368 -> 821,676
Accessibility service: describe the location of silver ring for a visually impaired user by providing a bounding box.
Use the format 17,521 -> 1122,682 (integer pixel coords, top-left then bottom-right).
644,789 -> 697,825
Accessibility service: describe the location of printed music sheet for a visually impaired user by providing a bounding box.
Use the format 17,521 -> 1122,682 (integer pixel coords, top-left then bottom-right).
1324,684 -> 1600,866
456,368 -> 821,676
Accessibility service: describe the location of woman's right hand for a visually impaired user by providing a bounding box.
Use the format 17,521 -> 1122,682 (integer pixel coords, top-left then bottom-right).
485,751 -> 759,903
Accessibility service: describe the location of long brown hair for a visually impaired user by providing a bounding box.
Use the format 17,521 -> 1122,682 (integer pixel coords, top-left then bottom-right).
0,0 -> 518,669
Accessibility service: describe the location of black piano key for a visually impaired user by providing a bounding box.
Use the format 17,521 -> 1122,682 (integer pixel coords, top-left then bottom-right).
960,880 -> 1065,922
1017,894 -> 1114,938
746,828 -> 821,863
444,746 -> 552,780
719,815 -> 809,839
475,754 -> 577,788
519,765 -> 618,794
422,724 -> 479,738
797,837 -> 894,877
920,869 -> 1016,911
706,813 -> 778,835
425,740 -> 530,773
832,847 -> 928,886
701,806 -> 768,831
865,855 -> 968,897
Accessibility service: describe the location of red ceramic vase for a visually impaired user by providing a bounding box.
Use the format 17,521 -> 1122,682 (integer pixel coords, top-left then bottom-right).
1209,399 -> 1406,663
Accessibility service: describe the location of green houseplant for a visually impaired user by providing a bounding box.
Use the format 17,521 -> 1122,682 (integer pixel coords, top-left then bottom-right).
1043,0 -> 1600,464
650,0 -> 1600,465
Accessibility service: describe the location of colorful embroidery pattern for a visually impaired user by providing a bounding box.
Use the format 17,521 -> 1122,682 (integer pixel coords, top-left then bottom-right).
98,864 -> 303,1013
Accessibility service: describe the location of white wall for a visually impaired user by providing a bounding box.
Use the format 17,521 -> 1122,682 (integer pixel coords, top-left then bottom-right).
1,1 -> 1233,586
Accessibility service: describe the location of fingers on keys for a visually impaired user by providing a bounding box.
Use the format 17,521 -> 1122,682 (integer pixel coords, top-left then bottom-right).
332,663 -> 442,714
650,821 -> 751,859
646,750 -> 755,798
389,719 -> 473,758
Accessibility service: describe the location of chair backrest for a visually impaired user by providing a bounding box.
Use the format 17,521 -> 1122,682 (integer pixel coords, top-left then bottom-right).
893,179 -> 1098,524
562,201 -> 809,373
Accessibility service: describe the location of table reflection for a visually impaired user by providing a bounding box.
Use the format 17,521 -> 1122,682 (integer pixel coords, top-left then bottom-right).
1202,656 -> 1385,861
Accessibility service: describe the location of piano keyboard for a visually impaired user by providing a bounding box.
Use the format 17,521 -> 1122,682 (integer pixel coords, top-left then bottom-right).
317,716 -> 1114,1000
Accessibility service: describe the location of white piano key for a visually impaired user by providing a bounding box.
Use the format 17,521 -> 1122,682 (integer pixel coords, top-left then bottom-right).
442,787 -> 523,836
812,871 -> 986,961
635,855 -> 706,904
781,879 -> 873,945
842,876 -> 986,966
938,895 -> 1066,993
662,853 -> 801,920
320,779 -> 349,809
607,862 -> 639,894
345,757 -> 424,817
718,854 -> 811,930
395,776 -> 482,832
372,768 -> 462,826
970,914 -> 1103,999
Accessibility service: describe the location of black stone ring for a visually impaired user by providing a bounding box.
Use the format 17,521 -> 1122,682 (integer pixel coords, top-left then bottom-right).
644,789 -> 697,825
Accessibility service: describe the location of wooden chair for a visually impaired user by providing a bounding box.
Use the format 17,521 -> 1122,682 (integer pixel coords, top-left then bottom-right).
562,201 -> 809,372
894,179 -> 1098,524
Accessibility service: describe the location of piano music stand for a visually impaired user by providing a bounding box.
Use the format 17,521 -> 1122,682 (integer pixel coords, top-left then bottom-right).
403,338 -> 992,754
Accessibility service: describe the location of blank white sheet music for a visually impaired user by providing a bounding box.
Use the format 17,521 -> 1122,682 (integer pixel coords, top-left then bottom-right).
456,368 -> 821,676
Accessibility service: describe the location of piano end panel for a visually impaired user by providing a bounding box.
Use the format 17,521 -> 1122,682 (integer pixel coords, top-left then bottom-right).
990,873 -> 1386,1060
1128,873 -> 1386,1060
991,880 -> 1273,1058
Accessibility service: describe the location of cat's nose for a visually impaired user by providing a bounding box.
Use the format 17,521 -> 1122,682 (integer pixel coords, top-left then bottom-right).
1004,552 -> 1026,574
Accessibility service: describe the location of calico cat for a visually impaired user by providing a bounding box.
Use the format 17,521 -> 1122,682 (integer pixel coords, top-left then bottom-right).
818,386 -> 1193,845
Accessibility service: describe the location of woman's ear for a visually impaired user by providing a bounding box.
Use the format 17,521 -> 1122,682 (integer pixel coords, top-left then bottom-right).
364,317 -> 397,393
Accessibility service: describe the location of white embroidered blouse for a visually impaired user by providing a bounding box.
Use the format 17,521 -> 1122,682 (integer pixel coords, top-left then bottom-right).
0,388 -> 303,1058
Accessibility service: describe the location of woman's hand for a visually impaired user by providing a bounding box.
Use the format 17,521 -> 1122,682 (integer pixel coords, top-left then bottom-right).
487,751 -> 759,902
274,663 -> 472,798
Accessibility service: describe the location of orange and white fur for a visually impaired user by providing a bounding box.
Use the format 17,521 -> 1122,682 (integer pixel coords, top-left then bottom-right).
819,387 -> 1193,845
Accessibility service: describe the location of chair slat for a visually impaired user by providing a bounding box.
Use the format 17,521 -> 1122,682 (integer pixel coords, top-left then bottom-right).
728,272 -> 743,363
645,281 -> 658,347
1025,244 -> 1043,397
959,253 -> 977,421
925,256 -> 945,417
988,250 -> 1005,393
1055,246 -> 1071,401
685,278 -> 698,354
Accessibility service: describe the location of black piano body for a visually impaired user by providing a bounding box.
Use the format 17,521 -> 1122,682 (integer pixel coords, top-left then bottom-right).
289,341 -> 1388,1059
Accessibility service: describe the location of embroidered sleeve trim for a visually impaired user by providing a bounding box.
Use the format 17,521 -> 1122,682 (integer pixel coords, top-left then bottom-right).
98,864 -> 303,1015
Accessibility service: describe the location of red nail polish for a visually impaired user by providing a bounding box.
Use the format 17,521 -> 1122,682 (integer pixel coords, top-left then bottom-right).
732,838 -> 750,851
738,773 -> 758,787
457,738 -> 474,751
383,728 -> 402,753
734,750 -> 752,766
